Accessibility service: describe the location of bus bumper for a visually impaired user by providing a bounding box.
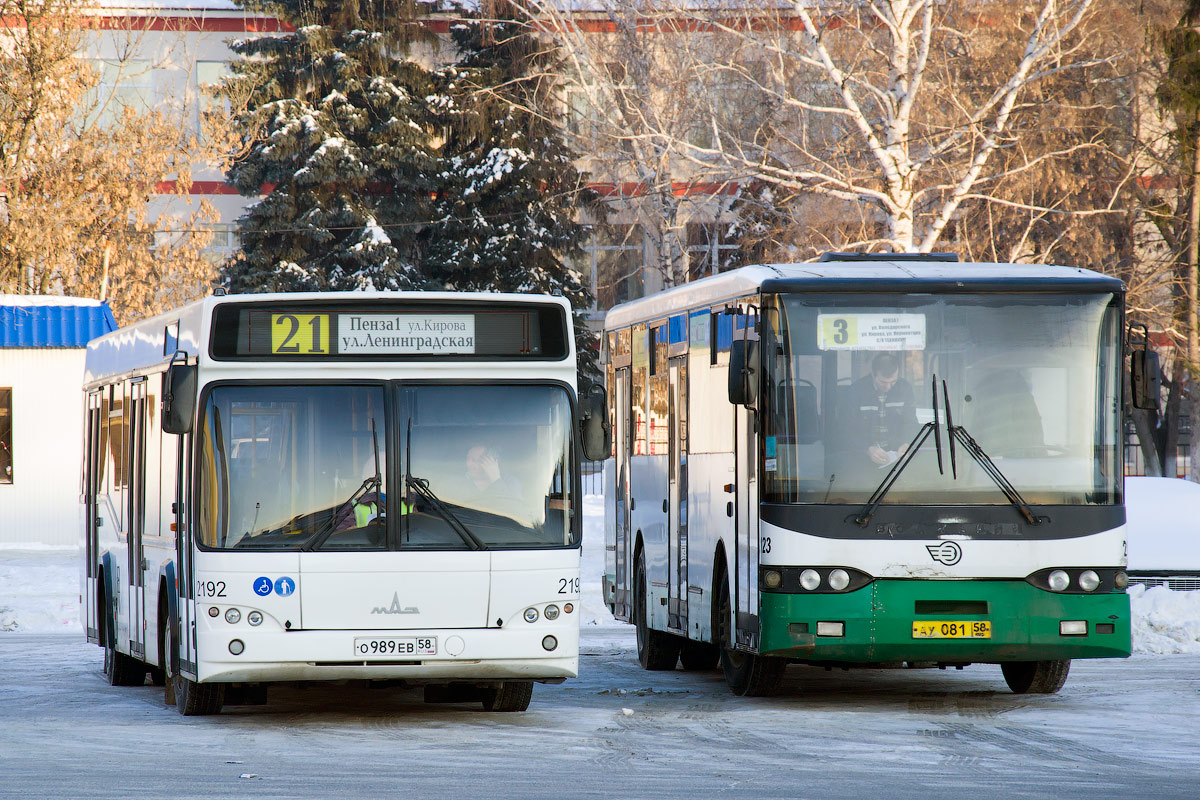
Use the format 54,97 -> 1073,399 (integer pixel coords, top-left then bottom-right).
758,579 -> 1131,663
195,624 -> 579,683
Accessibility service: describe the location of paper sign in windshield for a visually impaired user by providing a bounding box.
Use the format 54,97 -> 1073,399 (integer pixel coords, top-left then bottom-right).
337,314 -> 476,355
817,313 -> 926,351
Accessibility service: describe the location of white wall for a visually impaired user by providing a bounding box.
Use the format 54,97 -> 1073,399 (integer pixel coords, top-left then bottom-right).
0,349 -> 86,547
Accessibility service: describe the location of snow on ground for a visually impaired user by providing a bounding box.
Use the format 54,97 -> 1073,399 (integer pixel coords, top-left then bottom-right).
4,494 -> 1200,655
0,546 -> 79,634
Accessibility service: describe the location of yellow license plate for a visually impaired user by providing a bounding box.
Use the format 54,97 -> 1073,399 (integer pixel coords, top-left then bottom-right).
912,620 -> 991,639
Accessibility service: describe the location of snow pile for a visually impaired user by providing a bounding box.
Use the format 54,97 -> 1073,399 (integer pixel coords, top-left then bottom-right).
1129,583 -> 1200,654
0,547 -> 79,633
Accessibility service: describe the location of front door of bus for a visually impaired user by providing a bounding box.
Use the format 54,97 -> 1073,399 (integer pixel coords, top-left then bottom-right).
127,379 -> 148,660
667,355 -> 687,632
614,366 -> 631,621
734,313 -> 760,651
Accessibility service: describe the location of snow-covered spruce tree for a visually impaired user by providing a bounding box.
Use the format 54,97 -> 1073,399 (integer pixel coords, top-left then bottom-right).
430,7 -> 599,378
221,0 -> 440,292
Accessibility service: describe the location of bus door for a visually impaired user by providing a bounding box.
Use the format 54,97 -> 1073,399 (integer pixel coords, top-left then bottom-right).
667,355 -> 688,632
613,365 -> 631,620
127,378 -> 148,659
84,391 -> 102,644
734,311 -> 760,651
174,432 -> 197,676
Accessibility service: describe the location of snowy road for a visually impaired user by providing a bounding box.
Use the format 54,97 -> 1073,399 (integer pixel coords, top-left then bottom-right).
2,631 -> 1198,799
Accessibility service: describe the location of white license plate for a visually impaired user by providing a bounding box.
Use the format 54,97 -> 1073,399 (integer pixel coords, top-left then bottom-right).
353,637 -> 437,657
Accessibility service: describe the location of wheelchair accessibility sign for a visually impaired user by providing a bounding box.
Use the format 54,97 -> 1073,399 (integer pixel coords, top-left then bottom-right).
253,576 -> 296,597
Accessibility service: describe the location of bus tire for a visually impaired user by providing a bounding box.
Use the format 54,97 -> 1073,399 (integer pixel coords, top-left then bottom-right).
482,681 -> 533,712
1001,659 -> 1071,694
634,552 -> 680,670
103,602 -> 146,687
679,639 -> 719,671
174,672 -> 225,716
716,568 -> 784,697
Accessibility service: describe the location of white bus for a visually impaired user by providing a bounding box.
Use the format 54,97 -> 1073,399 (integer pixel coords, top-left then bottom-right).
82,291 -> 607,715
602,254 -> 1135,696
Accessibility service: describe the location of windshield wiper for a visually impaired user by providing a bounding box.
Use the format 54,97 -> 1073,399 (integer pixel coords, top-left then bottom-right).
301,419 -> 384,552
855,377 -> 946,526
942,385 -> 1040,525
403,419 -> 486,550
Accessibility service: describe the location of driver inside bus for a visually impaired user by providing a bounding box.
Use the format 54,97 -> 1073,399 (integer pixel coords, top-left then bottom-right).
466,444 -> 522,499
842,352 -> 919,468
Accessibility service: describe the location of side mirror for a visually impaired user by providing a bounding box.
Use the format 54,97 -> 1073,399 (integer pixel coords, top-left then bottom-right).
1131,348 -> 1161,412
579,384 -> 611,461
162,361 -> 197,435
728,339 -> 760,407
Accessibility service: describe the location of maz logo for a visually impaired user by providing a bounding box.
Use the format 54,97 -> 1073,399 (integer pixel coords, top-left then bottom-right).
926,541 -> 963,566
371,592 -> 420,615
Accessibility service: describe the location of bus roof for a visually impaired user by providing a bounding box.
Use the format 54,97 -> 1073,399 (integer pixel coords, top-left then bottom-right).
604,261 -> 1123,330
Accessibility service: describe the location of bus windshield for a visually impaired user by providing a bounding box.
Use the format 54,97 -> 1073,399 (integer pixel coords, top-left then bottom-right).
198,384 -> 575,550
761,292 -> 1121,507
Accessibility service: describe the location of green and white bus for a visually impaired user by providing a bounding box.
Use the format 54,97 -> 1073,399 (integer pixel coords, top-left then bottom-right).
601,254 -> 1133,696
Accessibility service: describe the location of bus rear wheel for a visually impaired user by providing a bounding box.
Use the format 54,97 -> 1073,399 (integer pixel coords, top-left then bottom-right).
482,681 -> 533,712
635,552 -> 681,670
715,568 -> 785,697
1001,659 -> 1071,694
103,601 -> 146,687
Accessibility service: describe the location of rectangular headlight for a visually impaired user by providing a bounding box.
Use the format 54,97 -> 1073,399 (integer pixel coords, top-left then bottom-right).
816,621 -> 845,637
1059,620 -> 1087,636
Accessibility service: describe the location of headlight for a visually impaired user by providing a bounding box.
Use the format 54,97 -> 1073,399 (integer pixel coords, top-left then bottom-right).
523,607 -> 539,623
228,639 -> 245,655
1114,571 -> 1129,590
1078,570 -> 1100,592
247,611 -> 263,626
1048,570 -> 1070,592
542,635 -> 558,651
764,570 -> 782,589
224,608 -> 241,624
828,569 -> 850,591
544,604 -> 560,620
800,569 -> 821,591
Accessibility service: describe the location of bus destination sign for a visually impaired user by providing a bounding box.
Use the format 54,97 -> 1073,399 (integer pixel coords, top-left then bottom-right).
337,313 -> 475,355
213,302 -> 566,360
268,313 -> 475,355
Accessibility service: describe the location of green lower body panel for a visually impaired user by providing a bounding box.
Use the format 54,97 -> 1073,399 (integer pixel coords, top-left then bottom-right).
759,579 -> 1131,663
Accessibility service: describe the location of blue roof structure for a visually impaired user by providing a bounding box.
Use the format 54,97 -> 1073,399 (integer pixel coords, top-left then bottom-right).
0,296 -> 118,348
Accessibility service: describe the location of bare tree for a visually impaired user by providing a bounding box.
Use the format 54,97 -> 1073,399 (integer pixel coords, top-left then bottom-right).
528,2 -> 750,297
0,0 -> 227,323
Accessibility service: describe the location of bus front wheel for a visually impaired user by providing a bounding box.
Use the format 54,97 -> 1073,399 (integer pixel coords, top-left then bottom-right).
1001,659 -> 1071,694
482,681 -> 533,712
634,552 -> 680,670
163,619 -> 224,715
715,568 -> 785,697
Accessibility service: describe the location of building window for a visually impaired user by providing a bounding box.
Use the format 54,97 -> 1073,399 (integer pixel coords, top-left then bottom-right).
202,223 -> 240,265
574,224 -> 646,310
1,388 -> 11,483
87,60 -> 155,128
195,60 -> 231,138
686,222 -> 738,280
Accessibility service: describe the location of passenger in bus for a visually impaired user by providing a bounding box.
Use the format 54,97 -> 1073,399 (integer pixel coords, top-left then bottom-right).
964,369 -> 1046,457
843,352 -> 919,468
